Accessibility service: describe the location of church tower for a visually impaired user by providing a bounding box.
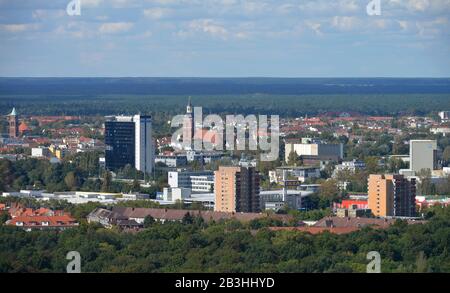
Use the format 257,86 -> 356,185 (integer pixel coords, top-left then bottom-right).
7,108 -> 19,138
186,96 -> 193,115
183,97 -> 195,149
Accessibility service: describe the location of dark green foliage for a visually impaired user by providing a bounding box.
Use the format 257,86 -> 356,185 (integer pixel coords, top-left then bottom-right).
0,206 -> 449,273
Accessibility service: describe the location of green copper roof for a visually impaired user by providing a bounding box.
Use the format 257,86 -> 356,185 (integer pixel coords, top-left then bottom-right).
8,107 -> 17,116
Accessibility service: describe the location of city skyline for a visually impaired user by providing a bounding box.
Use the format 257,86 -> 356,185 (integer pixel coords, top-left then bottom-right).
0,0 -> 449,77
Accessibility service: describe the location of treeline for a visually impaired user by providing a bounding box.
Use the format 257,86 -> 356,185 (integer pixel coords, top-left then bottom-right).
1,93 -> 450,118
0,206 -> 449,273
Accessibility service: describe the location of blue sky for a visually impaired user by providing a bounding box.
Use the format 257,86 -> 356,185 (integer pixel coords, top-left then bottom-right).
0,0 -> 449,77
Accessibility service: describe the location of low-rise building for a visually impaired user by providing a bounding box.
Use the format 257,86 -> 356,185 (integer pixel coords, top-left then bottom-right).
285,141 -> 343,163
270,166 -> 321,184
259,189 -> 314,211
7,215 -> 78,231
333,159 -> 366,177
155,155 -> 188,167
162,187 -> 191,202
31,147 -> 50,158
168,170 -> 214,192
88,207 -> 293,227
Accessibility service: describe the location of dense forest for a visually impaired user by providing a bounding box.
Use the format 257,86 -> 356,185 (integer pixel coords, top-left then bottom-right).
1,94 -> 450,118
1,78 -> 450,118
0,206 -> 449,273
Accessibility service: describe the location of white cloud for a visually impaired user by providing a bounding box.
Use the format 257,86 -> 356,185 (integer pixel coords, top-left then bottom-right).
82,0 -> 104,7
185,19 -> 228,39
331,16 -> 359,31
143,8 -> 172,19
99,22 -> 134,34
0,23 -> 40,33
32,9 -> 65,20
305,21 -> 323,36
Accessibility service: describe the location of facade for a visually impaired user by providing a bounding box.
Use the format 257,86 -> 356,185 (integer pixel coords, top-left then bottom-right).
214,166 -> 260,213
259,190 -> 313,211
430,127 -> 450,137
190,175 -> 215,192
135,115 -> 153,174
336,207 -> 371,218
7,108 -> 19,138
186,150 -> 224,164
368,174 -> 416,218
333,159 -> 366,177
409,140 -> 437,174
285,142 -> 343,163
31,147 -> 50,158
155,155 -> 188,167
168,170 -> 214,192
439,111 -> 450,122
105,115 -> 154,174
270,166 -> 321,184
162,187 -> 191,202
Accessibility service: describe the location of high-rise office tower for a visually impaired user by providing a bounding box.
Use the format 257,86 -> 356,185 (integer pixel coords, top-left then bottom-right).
214,166 -> 260,213
105,115 -> 154,175
409,140 -> 437,174
7,108 -> 19,138
368,174 -> 416,218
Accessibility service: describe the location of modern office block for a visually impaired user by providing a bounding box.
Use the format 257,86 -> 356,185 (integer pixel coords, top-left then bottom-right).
168,170 -> 214,192
105,115 -> 154,174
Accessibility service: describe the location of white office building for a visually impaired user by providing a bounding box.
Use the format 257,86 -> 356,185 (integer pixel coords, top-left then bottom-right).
439,111 -> 450,122
31,147 -> 50,158
285,142 -> 343,163
134,115 -> 154,174
105,115 -> 154,174
168,170 -> 215,192
162,187 -> 191,202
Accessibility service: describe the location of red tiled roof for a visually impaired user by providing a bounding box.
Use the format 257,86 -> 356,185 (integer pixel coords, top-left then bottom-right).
7,215 -> 78,227
19,122 -> 30,132
30,137 -> 51,144
9,206 -> 65,218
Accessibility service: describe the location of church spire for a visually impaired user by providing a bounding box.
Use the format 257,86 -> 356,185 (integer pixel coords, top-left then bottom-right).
186,97 -> 193,114
8,107 -> 17,116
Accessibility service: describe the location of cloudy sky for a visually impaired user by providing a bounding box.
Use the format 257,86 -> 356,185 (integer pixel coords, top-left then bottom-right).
0,0 -> 449,77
